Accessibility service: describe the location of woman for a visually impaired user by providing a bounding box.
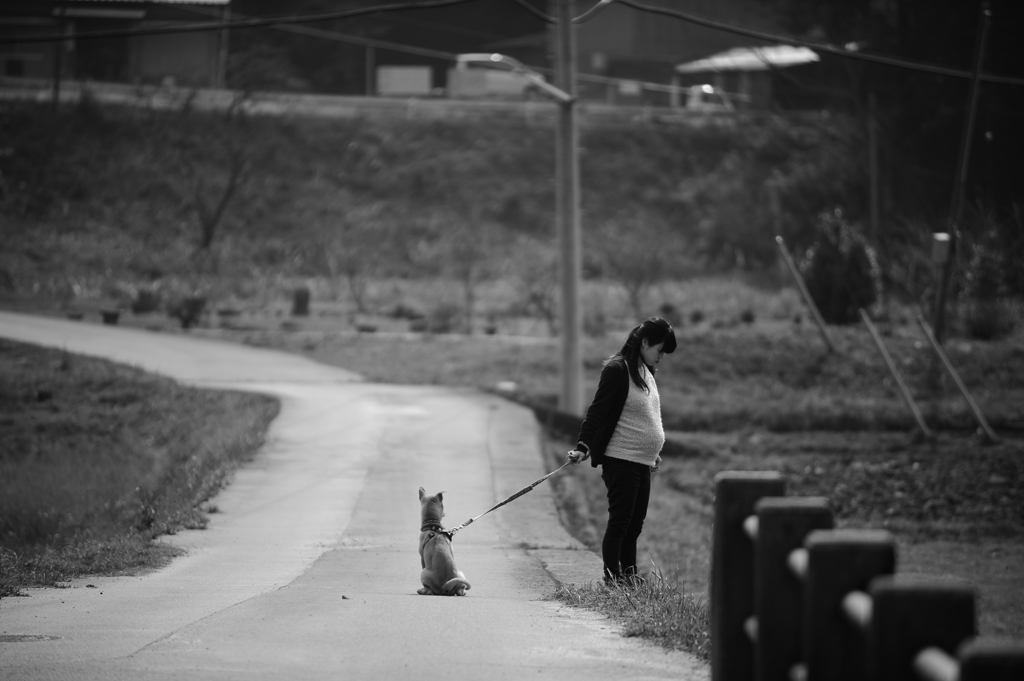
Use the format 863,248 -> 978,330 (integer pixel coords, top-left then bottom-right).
567,317 -> 677,586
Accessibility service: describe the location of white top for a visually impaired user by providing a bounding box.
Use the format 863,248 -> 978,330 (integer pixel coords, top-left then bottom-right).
605,363 -> 665,467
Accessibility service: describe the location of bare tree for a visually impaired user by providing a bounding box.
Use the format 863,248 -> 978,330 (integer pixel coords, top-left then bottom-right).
509,235 -> 560,335
168,95 -> 253,253
417,209 -> 504,334
592,210 -> 679,319
322,204 -> 387,314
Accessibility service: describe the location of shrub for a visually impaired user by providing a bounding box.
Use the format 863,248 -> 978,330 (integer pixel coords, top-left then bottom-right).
689,309 -> 705,325
390,302 -> 424,321
799,209 -> 882,325
959,230 -> 1015,340
658,302 -> 680,327
167,295 -> 207,329
584,309 -> 607,338
131,287 -> 161,314
426,302 -> 461,334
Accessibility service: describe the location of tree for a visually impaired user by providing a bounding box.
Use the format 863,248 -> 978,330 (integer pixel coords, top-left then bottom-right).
166,97 -> 253,253
591,209 -> 681,320
408,208 -> 506,334
508,235 -> 560,336
322,203 -> 388,314
799,208 -> 882,325
771,0 -> 1023,226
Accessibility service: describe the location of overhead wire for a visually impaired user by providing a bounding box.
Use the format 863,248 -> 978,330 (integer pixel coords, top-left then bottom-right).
180,5 -> 461,62
0,0 -> 484,46
507,0 -> 556,24
3,0 -> 1020,88
572,0 -> 616,24
611,0 -> 1024,87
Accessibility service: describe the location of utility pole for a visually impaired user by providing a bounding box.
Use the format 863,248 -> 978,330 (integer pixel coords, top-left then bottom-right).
365,46 -> 375,96
931,2 -> 991,343
217,4 -> 231,89
52,0 -> 66,112
868,93 -> 880,241
555,0 -> 583,414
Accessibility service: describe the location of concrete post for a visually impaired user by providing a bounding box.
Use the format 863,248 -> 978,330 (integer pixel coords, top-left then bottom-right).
711,472 -> 785,681
753,497 -> 834,681
868,575 -> 976,681
803,529 -> 896,681
959,638 -> 1024,681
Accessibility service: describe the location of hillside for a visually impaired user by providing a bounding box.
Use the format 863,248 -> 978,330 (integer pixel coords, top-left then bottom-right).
3,96 -> 1022,435
1,97 -> 862,300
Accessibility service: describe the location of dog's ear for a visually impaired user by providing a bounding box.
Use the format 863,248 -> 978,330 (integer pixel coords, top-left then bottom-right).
437,492 -> 444,503
418,487 -> 425,501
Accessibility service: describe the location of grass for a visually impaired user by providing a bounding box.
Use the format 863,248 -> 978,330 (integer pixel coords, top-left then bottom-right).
176,282 -> 1024,435
142,281 -> 1014,660
2,277 -> 1021,660
0,338 -> 278,597
538,426 -> 1024,652
554,567 -> 711,661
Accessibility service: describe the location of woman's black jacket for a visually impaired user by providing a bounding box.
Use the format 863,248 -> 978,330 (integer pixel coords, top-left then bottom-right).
574,358 -> 630,468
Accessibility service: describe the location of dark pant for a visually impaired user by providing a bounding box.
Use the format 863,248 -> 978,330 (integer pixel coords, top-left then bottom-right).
600,457 -> 651,579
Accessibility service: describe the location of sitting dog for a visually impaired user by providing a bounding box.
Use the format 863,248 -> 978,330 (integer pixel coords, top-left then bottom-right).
417,487 -> 470,596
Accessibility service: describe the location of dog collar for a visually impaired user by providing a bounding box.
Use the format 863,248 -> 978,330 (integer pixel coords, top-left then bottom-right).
421,522 -> 454,540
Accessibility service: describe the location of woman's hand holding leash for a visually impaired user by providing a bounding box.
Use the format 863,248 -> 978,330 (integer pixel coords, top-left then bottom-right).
567,449 -> 589,465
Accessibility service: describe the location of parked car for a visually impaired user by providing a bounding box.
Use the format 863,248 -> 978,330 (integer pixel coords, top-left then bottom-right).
685,84 -> 735,112
446,54 -> 544,100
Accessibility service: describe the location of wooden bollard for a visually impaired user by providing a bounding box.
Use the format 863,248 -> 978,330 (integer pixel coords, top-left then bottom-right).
711,472 -> 786,681
803,529 -> 896,681
868,575 -> 976,681
754,497 -> 834,681
959,638 -> 1024,681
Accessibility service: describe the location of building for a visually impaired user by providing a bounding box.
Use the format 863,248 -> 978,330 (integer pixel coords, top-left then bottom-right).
1,0 -> 230,88
675,44 -> 820,110
565,0 -> 782,106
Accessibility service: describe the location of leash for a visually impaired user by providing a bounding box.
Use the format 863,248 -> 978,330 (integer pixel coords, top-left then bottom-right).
446,460 -> 574,536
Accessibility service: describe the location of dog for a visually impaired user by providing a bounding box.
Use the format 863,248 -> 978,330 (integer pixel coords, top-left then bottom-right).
417,487 -> 470,596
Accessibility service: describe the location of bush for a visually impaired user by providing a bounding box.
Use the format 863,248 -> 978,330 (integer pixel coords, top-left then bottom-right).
426,302 -> 461,334
583,309 -> 607,338
167,295 -> 207,329
658,302 -> 680,327
959,230 -> 1015,340
799,209 -> 882,325
961,301 -> 1011,341
131,287 -> 161,314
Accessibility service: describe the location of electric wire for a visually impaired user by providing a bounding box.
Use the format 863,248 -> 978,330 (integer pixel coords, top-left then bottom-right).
3,0 -> 1020,88
0,0 -> 483,46
613,0 -> 1023,87
572,0 -> 616,25
181,5 -> 461,62
507,0 -> 555,23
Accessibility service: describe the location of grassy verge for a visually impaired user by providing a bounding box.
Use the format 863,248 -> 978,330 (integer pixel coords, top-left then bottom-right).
555,569 -> 711,661
0,338 -> 278,597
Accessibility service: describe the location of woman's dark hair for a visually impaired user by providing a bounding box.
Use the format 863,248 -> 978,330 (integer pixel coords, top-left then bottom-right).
605,317 -> 677,393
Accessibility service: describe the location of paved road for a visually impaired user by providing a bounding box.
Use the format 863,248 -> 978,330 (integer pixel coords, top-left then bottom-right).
0,311 -> 708,680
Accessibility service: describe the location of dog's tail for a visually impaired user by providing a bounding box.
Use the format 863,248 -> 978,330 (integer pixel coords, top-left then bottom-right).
442,577 -> 471,596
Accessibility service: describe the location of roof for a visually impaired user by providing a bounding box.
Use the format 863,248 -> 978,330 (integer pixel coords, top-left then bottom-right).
675,45 -> 819,73
65,0 -> 230,5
